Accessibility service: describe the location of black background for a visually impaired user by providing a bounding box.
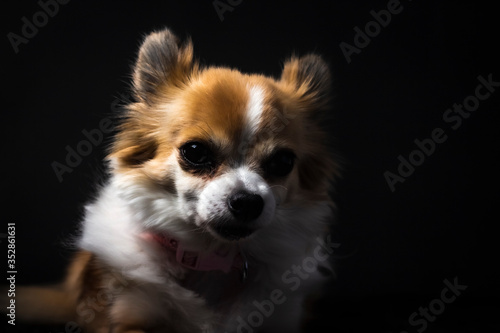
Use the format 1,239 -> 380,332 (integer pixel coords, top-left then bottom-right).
2,1 -> 499,332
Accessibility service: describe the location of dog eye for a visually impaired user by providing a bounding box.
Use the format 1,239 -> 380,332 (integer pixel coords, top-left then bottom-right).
264,150 -> 295,178
180,142 -> 212,167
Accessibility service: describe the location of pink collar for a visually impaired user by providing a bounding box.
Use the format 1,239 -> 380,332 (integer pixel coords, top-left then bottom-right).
141,232 -> 248,281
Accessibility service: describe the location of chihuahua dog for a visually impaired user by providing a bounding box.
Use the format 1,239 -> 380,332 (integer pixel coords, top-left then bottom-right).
12,28 -> 339,332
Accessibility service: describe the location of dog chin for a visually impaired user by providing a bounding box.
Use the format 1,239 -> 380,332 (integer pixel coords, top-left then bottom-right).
192,214 -> 259,242
208,222 -> 258,242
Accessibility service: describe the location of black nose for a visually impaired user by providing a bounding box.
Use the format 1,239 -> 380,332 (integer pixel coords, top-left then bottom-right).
227,191 -> 264,222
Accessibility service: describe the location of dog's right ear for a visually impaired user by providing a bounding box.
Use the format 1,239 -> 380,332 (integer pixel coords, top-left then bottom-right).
280,54 -> 331,111
132,28 -> 195,103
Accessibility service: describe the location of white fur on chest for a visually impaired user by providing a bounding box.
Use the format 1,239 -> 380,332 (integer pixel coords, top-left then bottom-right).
77,177 -> 333,332
78,179 -> 169,284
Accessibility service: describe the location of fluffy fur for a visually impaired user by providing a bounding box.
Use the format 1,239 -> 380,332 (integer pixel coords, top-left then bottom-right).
9,28 -> 339,332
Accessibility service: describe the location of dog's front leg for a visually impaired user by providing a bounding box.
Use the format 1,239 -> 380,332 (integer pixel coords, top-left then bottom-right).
107,283 -> 214,333
110,327 -> 145,333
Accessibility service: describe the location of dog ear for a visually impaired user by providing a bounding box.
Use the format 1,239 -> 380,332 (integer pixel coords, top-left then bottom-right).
132,28 -> 195,103
280,54 -> 331,111
281,55 -> 339,192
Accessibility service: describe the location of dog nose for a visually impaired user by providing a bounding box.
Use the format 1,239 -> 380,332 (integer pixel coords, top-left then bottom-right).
227,191 -> 264,222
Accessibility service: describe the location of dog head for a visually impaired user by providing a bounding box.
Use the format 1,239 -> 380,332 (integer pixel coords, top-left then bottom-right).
108,28 -> 338,246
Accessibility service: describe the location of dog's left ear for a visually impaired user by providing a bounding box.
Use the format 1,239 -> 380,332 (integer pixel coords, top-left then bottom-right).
280,54 -> 331,111
281,55 -> 338,193
132,28 -> 195,103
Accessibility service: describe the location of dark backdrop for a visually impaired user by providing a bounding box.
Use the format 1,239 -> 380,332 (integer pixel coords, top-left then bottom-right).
2,1 -> 499,332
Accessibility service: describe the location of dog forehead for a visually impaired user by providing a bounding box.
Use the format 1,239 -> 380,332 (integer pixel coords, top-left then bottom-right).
174,69 -> 277,145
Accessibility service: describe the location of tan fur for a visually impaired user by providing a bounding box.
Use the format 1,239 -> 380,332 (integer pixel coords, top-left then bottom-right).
3,251 -> 90,324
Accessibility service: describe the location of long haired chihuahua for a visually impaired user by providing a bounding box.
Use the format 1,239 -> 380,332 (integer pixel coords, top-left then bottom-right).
11,28 -> 339,332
